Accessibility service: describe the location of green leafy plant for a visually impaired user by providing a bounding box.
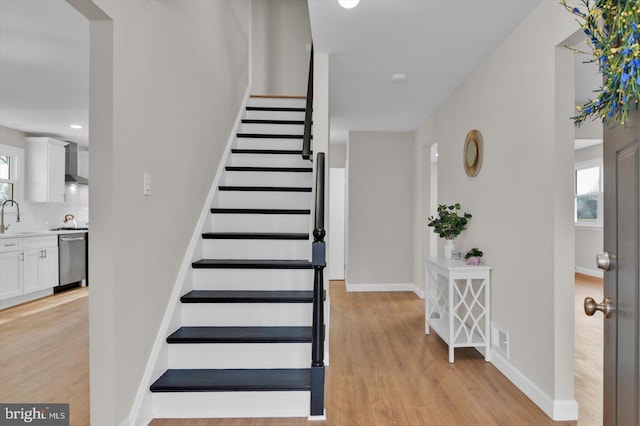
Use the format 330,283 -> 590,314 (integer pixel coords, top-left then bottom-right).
427,204 -> 472,239
562,0 -> 640,126
465,247 -> 484,259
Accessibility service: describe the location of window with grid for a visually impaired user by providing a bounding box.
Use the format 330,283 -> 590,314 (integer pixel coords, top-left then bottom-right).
0,145 -> 21,206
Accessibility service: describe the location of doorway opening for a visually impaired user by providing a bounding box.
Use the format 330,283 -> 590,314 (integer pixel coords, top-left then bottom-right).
572,37 -> 604,423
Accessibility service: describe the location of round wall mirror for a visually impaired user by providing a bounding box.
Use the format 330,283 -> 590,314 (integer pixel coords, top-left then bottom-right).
463,130 -> 484,177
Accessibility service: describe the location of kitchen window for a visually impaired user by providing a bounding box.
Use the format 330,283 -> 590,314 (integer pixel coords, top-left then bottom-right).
575,159 -> 603,227
0,145 -> 22,206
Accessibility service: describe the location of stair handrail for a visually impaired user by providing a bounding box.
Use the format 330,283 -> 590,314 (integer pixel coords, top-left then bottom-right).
302,46 -> 314,160
309,151 -> 326,417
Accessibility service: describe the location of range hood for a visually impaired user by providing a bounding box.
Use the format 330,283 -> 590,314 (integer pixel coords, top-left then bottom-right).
65,142 -> 89,185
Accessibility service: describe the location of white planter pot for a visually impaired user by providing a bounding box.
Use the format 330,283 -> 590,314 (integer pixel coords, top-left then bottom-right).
444,239 -> 456,259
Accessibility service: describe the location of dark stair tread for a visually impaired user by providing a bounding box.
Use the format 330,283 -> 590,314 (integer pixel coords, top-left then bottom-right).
181,290 -> 315,304
202,232 -> 309,240
167,326 -> 312,344
192,259 -> 313,269
231,148 -> 307,155
225,166 -> 312,173
150,368 -> 311,393
210,208 -> 311,215
246,106 -> 306,112
242,119 -> 306,125
218,186 -> 312,192
237,133 -> 309,139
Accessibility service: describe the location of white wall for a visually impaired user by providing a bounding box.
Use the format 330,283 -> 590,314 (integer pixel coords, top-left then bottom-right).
574,144 -> 603,276
0,125 -> 26,149
251,0 -> 311,96
414,116 -> 436,293
330,143 -> 346,168
80,1 -> 250,424
0,125 -> 89,230
414,0 -> 579,417
347,131 -> 415,290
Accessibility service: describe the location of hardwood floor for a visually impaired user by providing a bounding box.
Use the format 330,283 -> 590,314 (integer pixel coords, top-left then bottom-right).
0,287 -> 89,426
151,281 -> 584,426
0,279 -> 602,425
574,274 -> 604,425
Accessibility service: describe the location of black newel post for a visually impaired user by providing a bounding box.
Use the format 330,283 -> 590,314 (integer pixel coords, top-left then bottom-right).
310,152 -> 325,417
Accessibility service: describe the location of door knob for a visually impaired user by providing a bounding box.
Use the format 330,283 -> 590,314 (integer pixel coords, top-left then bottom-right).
596,252 -> 611,271
584,297 -> 613,318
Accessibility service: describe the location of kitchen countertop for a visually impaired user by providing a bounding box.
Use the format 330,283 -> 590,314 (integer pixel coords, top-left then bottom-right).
0,230 -> 88,239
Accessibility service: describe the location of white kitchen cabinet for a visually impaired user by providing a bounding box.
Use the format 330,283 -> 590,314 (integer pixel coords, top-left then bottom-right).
0,235 -> 59,304
23,236 -> 59,292
40,246 -> 59,289
22,249 -> 41,294
0,238 -> 23,300
25,137 -> 68,202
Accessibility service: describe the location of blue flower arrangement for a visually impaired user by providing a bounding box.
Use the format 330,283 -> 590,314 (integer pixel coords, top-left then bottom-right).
562,0 -> 640,126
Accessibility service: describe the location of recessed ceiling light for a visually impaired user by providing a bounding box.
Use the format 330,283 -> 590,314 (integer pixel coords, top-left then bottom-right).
70,124 -> 83,129
391,73 -> 408,83
338,0 -> 360,9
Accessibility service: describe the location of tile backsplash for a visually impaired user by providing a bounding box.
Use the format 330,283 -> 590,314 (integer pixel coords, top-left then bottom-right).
4,183 -> 89,231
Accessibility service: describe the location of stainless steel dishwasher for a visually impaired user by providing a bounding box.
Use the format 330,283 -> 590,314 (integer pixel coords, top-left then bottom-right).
58,232 -> 87,287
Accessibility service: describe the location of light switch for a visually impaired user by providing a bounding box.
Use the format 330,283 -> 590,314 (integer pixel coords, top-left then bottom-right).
143,172 -> 151,196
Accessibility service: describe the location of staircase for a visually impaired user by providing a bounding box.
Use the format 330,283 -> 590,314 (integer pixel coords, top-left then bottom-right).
149,96 -> 327,420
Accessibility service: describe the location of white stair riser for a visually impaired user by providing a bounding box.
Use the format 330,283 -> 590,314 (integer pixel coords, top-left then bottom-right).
235,138 -> 307,151
168,343 -> 311,369
215,191 -> 311,209
209,214 -> 310,233
223,171 -> 312,187
244,110 -> 306,121
152,391 -> 310,419
247,97 -> 306,108
182,303 -> 312,326
202,239 -> 309,259
230,153 -> 310,168
193,269 -> 313,291
239,123 -> 305,134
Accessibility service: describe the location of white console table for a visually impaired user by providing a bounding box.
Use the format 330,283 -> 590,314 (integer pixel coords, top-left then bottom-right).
425,257 -> 491,363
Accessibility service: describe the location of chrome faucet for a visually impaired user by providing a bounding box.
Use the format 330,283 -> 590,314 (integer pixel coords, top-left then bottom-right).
0,199 -> 20,233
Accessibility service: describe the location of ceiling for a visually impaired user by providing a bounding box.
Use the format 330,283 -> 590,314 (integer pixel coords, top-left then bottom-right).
308,0 -> 545,144
0,0 -> 89,146
0,0 -> 602,150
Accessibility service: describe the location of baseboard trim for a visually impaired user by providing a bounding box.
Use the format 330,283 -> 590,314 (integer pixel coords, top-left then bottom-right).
127,87 -> 251,426
308,409 -> 327,421
552,399 -> 580,421
575,267 -> 603,278
345,281 -> 424,298
0,288 -> 53,310
490,350 -> 578,421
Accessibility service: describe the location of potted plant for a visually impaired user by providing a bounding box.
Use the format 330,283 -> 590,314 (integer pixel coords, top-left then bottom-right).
464,247 -> 483,265
427,204 -> 472,258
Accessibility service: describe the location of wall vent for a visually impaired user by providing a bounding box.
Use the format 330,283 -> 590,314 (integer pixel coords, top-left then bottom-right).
491,322 -> 510,359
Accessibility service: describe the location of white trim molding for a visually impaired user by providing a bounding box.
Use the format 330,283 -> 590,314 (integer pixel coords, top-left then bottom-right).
345,281 -> 424,299
308,409 -> 327,421
490,350 -> 578,421
575,267 -> 604,278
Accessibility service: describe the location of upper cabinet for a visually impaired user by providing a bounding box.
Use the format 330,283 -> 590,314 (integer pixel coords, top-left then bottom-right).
25,137 -> 68,202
